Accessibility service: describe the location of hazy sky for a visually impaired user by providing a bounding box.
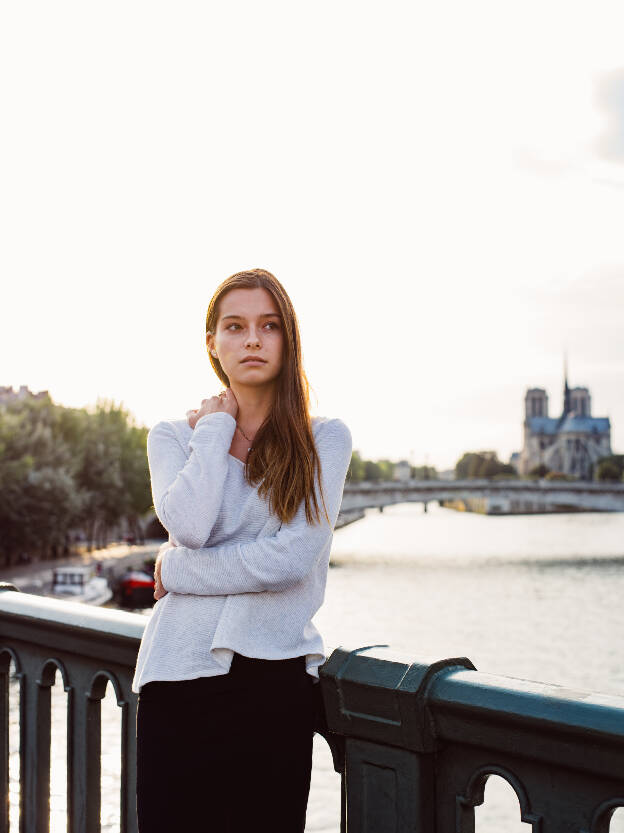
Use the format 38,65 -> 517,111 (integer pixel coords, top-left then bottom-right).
2,2 -> 623,470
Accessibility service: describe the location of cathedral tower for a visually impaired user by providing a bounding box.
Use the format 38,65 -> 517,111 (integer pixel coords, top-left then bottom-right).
525,388 -> 548,420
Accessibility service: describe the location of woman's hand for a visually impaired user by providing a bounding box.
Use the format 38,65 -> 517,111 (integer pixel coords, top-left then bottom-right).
186,388 -> 239,429
153,542 -> 171,600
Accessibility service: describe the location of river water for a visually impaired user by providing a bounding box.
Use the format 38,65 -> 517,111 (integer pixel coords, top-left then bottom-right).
7,503 -> 624,831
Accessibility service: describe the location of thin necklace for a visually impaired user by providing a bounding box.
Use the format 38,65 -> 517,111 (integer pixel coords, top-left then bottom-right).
236,423 -> 254,452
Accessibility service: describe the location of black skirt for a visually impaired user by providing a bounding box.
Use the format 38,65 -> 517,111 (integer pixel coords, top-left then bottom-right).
136,653 -> 317,833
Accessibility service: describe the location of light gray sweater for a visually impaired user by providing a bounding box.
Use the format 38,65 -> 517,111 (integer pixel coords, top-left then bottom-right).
131,410 -> 352,693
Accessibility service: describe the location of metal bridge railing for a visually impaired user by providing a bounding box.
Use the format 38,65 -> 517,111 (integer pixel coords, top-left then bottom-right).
2,584 -> 623,832
319,645 -> 624,832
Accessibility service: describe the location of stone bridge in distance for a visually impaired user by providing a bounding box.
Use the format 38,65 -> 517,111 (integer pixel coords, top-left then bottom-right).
338,479 -> 624,519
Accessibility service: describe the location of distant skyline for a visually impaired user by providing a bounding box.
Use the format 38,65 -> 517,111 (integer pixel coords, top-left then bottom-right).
2,2 -> 623,470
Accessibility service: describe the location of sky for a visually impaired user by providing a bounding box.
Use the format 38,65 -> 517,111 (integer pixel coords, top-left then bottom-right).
2,1 -> 623,470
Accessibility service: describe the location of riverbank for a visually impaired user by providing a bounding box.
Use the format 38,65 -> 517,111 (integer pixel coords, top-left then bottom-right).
0,540 -> 163,596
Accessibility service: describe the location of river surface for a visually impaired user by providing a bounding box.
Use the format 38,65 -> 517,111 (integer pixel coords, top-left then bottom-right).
7,503 -> 624,831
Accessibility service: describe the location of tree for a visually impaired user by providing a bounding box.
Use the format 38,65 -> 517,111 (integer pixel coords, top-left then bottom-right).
75,402 -> 125,550
0,396 -> 83,565
595,455 -> 624,483
410,465 -> 437,480
455,453 -> 480,480
455,451 -> 517,480
544,471 -> 576,481
347,451 -> 365,482
528,464 -> 550,478
75,398 -> 152,550
376,459 -> 395,481
596,459 -> 622,483
364,460 -> 382,482
0,394 -> 152,564
119,423 -> 151,542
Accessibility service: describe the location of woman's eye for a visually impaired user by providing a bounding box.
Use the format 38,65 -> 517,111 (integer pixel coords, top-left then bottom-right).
226,322 -> 279,331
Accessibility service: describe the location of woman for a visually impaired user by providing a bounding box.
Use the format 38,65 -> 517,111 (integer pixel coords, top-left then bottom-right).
132,268 -> 352,832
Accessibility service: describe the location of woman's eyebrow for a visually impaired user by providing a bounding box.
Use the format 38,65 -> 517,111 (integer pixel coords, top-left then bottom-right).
221,313 -> 281,320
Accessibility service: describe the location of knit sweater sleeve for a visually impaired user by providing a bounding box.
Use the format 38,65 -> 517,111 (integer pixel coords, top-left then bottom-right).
160,418 -> 352,594
147,411 -> 237,549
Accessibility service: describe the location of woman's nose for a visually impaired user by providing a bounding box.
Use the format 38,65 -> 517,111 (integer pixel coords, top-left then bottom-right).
245,328 -> 261,347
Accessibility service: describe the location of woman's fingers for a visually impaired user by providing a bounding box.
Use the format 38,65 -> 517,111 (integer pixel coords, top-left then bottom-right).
153,551 -> 168,600
220,388 -> 239,419
186,408 -> 200,428
189,391 -> 237,426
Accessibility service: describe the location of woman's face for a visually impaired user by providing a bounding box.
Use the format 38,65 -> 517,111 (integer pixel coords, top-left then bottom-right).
208,287 -> 284,388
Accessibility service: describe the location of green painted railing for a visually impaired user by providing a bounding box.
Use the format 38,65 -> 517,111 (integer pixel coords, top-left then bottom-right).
1,583 -> 623,832
319,645 -> 624,832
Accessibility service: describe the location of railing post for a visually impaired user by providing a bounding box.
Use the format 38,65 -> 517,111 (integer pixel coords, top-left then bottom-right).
120,694 -> 137,833
0,652 -> 12,833
67,669 -> 104,833
319,645 -> 475,832
18,653 -> 54,833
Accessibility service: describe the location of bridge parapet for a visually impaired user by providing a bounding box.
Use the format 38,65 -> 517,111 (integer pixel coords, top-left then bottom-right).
342,479 -> 624,513
1,586 -> 623,831
320,644 -> 624,832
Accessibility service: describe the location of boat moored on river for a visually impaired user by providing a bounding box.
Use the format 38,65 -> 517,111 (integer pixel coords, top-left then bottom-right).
115,568 -> 156,608
50,564 -> 113,606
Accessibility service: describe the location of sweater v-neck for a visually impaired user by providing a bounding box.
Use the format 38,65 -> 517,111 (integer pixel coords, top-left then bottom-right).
191,415 -> 324,467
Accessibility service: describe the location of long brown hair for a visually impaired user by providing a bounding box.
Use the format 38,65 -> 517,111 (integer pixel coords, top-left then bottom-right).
206,268 -> 330,527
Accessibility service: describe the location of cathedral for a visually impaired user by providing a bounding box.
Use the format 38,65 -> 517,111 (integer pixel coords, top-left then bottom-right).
515,367 -> 612,480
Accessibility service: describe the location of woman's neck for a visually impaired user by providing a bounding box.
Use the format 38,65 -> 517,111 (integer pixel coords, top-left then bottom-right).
230,384 -> 275,432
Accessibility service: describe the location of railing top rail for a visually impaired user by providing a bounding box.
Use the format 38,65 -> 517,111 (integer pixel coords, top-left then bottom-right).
0,587 -> 146,641
320,645 -> 624,773
430,667 -> 624,741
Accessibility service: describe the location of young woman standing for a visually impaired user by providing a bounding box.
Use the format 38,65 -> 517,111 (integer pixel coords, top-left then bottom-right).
132,268 -> 352,832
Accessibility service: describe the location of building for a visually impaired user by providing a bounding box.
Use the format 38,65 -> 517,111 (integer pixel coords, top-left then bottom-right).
0,385 -> 49,405
516,364 -> 611,480
393,460 -> 411,482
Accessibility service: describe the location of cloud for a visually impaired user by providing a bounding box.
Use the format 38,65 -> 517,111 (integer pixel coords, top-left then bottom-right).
594,67 -> 624,165
517,265 -> 624,366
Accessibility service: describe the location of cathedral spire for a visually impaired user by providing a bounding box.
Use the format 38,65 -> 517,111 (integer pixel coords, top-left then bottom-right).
563,351 -> 571,416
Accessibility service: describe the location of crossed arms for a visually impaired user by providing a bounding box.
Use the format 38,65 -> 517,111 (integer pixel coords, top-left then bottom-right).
157,417 -> 352,595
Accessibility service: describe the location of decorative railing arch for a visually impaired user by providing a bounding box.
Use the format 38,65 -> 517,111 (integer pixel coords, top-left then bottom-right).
588,799 -> 624,833
457,765 -> 541,832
